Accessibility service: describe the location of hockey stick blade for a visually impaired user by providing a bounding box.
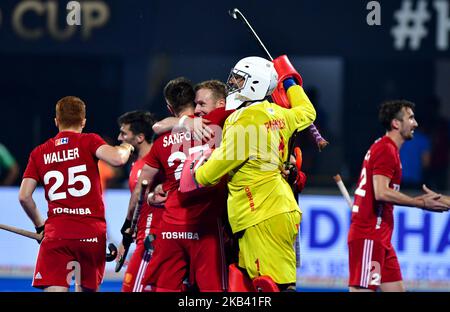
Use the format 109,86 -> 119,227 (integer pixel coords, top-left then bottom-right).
106,243 -> 117,262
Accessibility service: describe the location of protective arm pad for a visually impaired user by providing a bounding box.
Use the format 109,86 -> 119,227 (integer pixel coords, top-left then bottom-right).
274,55 -> 303,86
271,55 -> 303,108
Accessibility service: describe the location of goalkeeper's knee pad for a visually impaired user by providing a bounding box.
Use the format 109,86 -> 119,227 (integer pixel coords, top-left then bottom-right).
228,263 -> 255,292
252,276 -> 280,292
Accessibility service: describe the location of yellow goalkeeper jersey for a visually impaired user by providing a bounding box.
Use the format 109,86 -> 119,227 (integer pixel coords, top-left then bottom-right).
196,85 -> 316,233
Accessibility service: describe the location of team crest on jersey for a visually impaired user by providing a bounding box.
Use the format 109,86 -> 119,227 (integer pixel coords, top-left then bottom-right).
55,137 -> 69,146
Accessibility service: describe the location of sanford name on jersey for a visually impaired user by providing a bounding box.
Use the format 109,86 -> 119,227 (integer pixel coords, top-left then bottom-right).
162,131 -> 192,148
43,148 -> 80,164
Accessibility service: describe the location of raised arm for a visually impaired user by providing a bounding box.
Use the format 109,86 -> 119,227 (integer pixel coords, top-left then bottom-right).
153,116 -> 213,140
286,83 -> 316,131
152,117 -> 180,134
96,143 -> 134,167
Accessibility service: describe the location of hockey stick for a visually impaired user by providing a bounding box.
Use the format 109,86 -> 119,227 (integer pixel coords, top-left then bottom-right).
333,174 -> 353,209
106,243 -> 118,262
0,223 -> 118,262
115,179 -> 149,272
228,8 -> 328,151
0,223 -> 42,240
229,8 -> 273,61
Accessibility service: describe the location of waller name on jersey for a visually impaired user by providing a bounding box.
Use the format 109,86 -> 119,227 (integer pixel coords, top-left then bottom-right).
44,148 -> 80,164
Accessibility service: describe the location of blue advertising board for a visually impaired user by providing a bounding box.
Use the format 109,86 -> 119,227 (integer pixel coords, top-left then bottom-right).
0,188 -> 449,291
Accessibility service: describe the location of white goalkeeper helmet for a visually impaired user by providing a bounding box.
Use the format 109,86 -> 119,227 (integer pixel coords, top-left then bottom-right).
225,56 -> 278,110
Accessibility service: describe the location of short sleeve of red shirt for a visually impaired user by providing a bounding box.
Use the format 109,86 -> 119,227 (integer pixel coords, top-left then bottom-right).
203,107 -> 234,127
23,148 -> 40,182
144,141 -> 162,169
372,144 -> 396,179
86,133 -> 107,156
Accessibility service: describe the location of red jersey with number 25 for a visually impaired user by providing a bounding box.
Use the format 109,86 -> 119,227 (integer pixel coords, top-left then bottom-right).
348,136 -> 402,246
23,131 -> 107,240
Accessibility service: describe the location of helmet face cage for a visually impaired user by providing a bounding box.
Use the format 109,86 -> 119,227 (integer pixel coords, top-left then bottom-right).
225,56 -> 277,111
226,69 -> 249,96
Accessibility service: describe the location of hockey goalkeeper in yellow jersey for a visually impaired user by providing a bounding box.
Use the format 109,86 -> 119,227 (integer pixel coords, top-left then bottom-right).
187,56 -> 316,291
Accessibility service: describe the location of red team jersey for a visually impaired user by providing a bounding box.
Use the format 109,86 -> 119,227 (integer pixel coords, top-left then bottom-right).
143,108 -> 233,230
348,136 -> 402,246
128,157 -> 164,242
142,107 -> 233,291
122,157 -> 165,292
23,131 -> 107,239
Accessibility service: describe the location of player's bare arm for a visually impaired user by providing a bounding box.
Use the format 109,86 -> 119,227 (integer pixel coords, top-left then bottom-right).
117,164 -> 159,261
96,143 -> 134,167
152,116 -> 213,140
18,178 -> 45,229
373,175 -> 448,211
18,178 -> 45,243
125,164 -> 159,221
152,117 -> 180,134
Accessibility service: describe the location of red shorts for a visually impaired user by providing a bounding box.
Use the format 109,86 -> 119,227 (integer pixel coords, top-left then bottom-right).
142,221 -> 226,292
348,239 -> 402,290
33,235 -> 106,290
121,239 -> 157,292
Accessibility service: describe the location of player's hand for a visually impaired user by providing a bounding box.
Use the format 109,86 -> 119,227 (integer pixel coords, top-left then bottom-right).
35,225 -> 44,244
281,155 -> 297,180
121,228 -> 134,249
422,184 -> 450,207
144,234 -> 156,252
120,219 -> 133,248
417,193 -> 449,212
281,167 -> 290,180
282,154 -> 307,193
184,117 -> 213,141
147,184 -> 167,206
422,184 -> 438,196
116,242 -> 128,265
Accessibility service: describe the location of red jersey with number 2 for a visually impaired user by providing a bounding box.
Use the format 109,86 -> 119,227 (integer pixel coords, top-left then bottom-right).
348,136 -> 402,246
143,108 -> 233,228
23,131 -> 107,240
